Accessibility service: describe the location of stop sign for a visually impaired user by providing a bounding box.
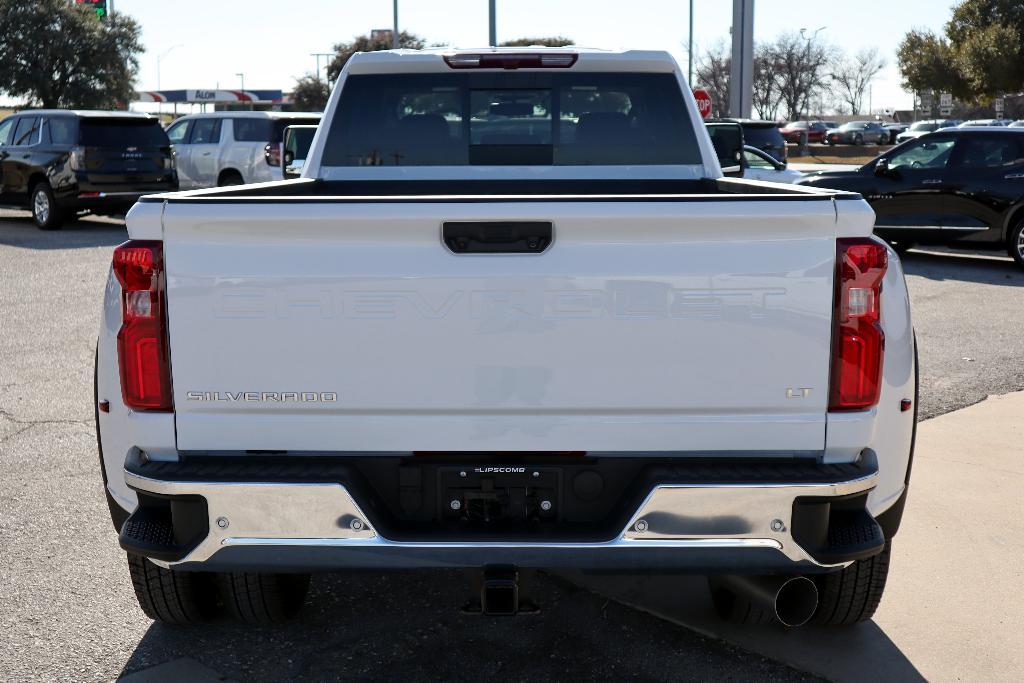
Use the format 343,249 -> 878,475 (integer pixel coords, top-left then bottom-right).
692,88 -> 712,119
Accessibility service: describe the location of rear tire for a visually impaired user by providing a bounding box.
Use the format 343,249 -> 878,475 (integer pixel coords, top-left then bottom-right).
219,572 -> 310,623
1007,219 -> 1024,269
707,578 -> 776,625
127,553 -> 221,624
218,170 -> 244,187
811,542 -> 892,625
853,133 -> 864,146
30,182 -> 64,230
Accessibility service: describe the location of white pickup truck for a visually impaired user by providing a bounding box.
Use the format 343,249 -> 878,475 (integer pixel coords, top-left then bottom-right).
95,48 -> 917,627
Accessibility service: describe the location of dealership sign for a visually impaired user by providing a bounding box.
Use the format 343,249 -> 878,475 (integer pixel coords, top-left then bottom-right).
134,89 -> 284,104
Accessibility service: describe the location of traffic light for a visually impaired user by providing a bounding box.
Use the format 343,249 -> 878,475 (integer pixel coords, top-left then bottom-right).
74,0 -> 108,20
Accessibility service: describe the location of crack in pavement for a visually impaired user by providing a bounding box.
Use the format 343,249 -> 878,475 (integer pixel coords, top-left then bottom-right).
0,409 -> 92,445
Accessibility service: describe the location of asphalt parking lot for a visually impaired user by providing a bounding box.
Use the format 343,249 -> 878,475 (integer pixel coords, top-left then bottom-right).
1,211 -> 1022,681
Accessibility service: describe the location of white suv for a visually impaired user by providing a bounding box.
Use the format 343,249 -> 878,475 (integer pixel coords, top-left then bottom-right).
165,111 -> 321,188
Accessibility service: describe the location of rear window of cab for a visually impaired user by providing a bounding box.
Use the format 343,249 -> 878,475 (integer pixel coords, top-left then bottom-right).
321,72 -> 702,167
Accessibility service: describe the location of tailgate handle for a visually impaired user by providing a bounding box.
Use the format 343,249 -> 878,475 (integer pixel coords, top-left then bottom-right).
443,221 -> 552,254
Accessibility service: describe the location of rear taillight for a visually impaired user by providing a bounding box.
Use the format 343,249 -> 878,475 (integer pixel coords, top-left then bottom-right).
113,241 -> 172,411
829,238 -> 887,411
443,53 -> 578,69
158,149 -> 176,171
264,142 -> 281,167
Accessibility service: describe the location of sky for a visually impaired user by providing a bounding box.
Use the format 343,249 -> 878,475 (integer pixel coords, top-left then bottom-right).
15,1 -> 959,113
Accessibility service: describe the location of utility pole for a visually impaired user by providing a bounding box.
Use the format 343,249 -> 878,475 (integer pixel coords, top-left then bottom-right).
728,0 -> 754,118
489,0 -> 497,46
688,0 -> 694,85
393,0 -> 399,48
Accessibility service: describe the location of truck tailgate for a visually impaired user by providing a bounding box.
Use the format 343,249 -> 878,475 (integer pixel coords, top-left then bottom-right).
162,198 -> 836,454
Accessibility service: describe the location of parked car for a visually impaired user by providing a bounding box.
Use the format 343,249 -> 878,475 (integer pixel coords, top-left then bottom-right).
164,111 -> 321,189
895,119 -> 960,144
884,123 -> 909,144
0,110 -> 177,229
823,121 -> 889,145
957,119 -> 1011,128
779,120 -> 828,144
741,145 -> 803,182
98,48 -> 915,629
799,127 -> 1024,268
721,119 -> 788,161
1009,120 -> 1024,128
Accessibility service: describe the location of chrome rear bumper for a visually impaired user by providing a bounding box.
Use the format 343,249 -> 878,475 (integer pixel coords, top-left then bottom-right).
123,460 -> 879,572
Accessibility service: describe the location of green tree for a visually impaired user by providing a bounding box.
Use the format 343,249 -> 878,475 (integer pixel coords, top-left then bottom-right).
291,75 -> 330,112
499,37 -> 574,47
326,31 -> 426,82
896,30 -> 969,101
897,0 -> 1024,101
0,0 -> 143,108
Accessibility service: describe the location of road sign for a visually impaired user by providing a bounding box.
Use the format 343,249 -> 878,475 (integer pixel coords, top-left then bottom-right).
693,88 -> 713,120
995,98 -> 1005,115
940,92 -> 953,108
940,106 -> 953,117
74,0 -> 108,19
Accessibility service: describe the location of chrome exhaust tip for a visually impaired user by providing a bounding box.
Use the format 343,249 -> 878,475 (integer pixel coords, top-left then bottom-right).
710,575 -> 819,627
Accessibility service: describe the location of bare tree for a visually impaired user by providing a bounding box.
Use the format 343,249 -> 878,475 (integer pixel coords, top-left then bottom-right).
752,43 -> 783,120
830,48 -> 886,115
694,41 -> 730,117
769,32 -> 835,121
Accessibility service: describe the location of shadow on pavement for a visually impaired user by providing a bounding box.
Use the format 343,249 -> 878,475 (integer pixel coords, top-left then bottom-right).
0,213 -> 127,250
900,248 -> 1023,286
563,573 -> 925,683
118,570 -> 818,682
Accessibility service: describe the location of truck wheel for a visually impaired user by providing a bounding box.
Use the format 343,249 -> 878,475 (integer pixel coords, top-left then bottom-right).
219,572 -> 310,623
218,170 -> 244,187
127,553 -> 221,624
31,182 -> 64,230
811,541 -> 892,625
1008,219 -> 1024,269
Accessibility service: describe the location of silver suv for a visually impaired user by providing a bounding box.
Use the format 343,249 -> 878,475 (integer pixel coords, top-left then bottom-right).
165,111 -> 321,188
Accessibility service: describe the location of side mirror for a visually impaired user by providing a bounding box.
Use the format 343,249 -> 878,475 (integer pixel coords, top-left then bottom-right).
281,125 -> 315,180
705,122 -> 745,177
873,158 -> 890,177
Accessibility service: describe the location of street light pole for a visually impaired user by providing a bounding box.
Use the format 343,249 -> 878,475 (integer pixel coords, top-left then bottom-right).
798,26 -> 826,120
236,72 -> 248,110
393,0 -> 399,49
688,0 -> 694,85
156,44 -> 182,116
311,52 -> 333,82
489,0 -> 497,46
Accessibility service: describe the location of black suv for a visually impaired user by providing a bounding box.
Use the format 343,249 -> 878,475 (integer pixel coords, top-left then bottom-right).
800,128 -> 1024,269
0,111 -> 177,229
721,119 -> 787,162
